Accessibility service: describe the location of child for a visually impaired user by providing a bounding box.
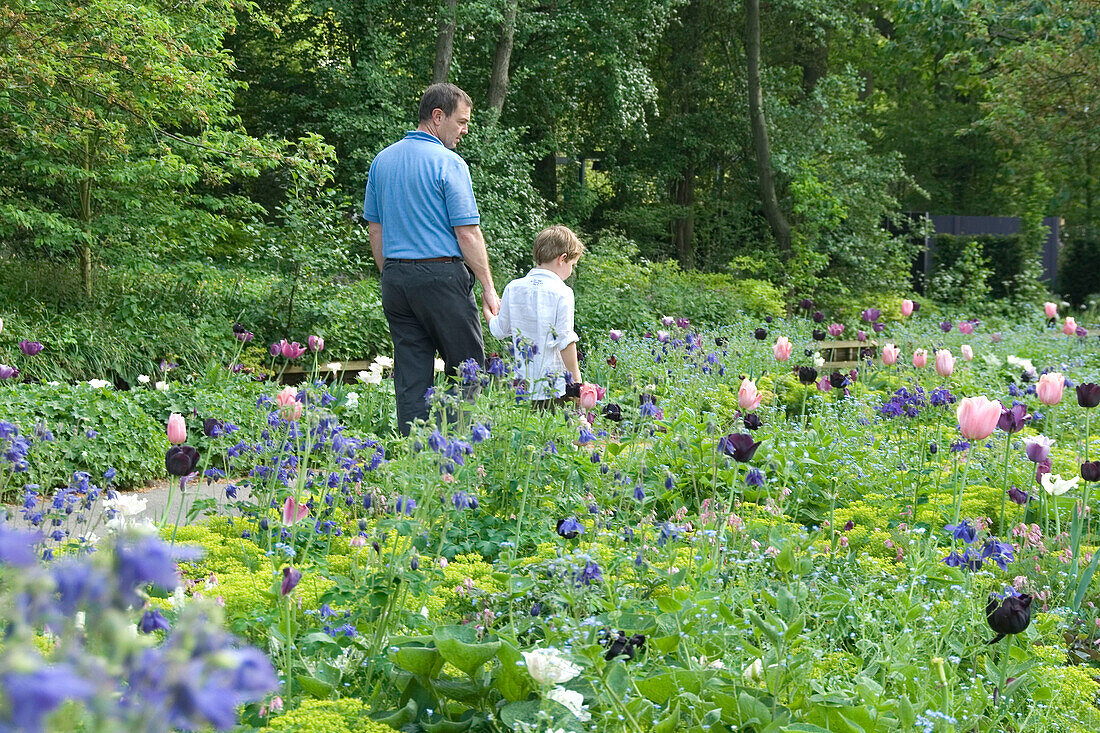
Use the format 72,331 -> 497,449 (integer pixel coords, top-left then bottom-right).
488,225 -> 584,402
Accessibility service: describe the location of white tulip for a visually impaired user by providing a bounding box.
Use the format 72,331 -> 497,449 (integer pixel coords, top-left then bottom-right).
546,687 -> 590,721
137,374 -> 151,384
434,358 -> 445,373
155,381 -> 169,391
87,379 -> 111,389
358,370 -> 382,386
1041,473 -> 1079,496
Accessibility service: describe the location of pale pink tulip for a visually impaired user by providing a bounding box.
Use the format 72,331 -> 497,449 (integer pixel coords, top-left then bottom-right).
958,321 -> 974,335
882,343 -> 900,365
282,496 -> 308,526
738,378 -> 761,411
1064,317 -> 1078,336
1044,302 -> 1058,319
934,349 -> 955,377
276,385 -> 303,420
167,413 -> 186,445
1037,372 -> 1064,406
956,396 -> 1002,441
578,383 -> 601,409
912,349 -> 928,368
961,344 -> 974,361
900,299 -> 914,317
773,337 -> 793,362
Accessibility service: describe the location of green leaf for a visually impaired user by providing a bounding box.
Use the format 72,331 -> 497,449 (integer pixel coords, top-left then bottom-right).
1073,542 -> 1100,610
433,625 -> 501,677
494,640 -> 532,702
370,699 -> 417,728
295,674 -> 333,699
390,645 -> 441,677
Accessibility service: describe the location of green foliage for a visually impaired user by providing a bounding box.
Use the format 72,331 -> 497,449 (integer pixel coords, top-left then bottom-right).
926,237 -> 993,309
1058,227 -> 1100,307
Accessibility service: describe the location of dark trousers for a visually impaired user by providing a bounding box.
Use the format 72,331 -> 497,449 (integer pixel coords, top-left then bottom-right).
381,260 -> 484,435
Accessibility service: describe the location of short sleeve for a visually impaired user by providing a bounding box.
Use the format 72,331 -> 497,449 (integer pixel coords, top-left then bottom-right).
362,161 -> 380,223
442,157 -> 480,227
551,288 -> 579,351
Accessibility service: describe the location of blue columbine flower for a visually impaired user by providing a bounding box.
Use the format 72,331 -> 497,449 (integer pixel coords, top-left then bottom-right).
578,427 -> 596,445
745,468 -> 765,487
633,484 -> 645,502
471,422 -> 491,443
657,522 -> 682,547
394,496 -> 416,515
982,538 -> 1015,570
138,609 -> 171,634
556,517 -> 583,539
2,663 -> 95,732
945,520 -> 977,544
574,559 -> 603,586
0,523 -> 42,567
459,358 -> 480,384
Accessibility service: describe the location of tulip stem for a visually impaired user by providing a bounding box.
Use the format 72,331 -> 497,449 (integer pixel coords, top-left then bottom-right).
997,634 -> 1013,713
998,431 -> 1012,535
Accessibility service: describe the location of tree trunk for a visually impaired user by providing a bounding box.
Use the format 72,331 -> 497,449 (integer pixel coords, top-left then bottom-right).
746,0 -> 791,255
672,166 -> 696,270
487,0 -> 518,118
432,0 -> 458,84
78,130 -> 94,298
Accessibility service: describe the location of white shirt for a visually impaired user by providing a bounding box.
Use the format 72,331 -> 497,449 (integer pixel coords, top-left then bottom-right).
488,268 -> 579,399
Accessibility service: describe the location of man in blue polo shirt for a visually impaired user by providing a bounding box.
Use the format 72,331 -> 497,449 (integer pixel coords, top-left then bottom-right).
363,83 -> 500,435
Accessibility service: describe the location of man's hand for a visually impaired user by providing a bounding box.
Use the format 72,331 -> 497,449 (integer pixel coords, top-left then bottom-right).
482,288 -> 500,323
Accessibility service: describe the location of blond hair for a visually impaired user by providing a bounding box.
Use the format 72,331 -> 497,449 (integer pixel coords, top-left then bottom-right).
533,226 -> 585,265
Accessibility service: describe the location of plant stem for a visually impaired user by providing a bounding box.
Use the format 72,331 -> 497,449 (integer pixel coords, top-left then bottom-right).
998,431 -> 1013,534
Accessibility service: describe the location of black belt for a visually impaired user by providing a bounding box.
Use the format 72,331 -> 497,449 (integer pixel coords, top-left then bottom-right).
386,256 -> 463,263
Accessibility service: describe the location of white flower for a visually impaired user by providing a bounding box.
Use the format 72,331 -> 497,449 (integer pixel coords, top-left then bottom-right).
137,374 -> 151,384
434,358 -> 445,373
87,379 -> 111,389
1007,355 -> 1035,373
104,494 -> 147,517
743,658 -> 764,683
357,370 -> 382,386
324,362 -> 342,372
1041,473 -> 1080,496
814,355 -> 825,368
344,392 -> 360,406
155,381 -> 169,391
372,355 -> 394,370
546,687 -> 590,722
47,381 -> 60,387
521,648 -> 581,685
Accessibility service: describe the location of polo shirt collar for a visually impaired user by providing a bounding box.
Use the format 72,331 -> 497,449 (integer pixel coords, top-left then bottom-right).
528,268 -> 562,281
405,130 -> 444,146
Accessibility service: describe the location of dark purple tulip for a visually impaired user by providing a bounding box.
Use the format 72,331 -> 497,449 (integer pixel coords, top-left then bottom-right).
19,340 -> 43,356
603,403 -> 622,422
1077,326 -> 1088,338
1007,486 -> 1029,505
872,322 -> 885,333
940,320 -> 953,333
1082,461 -> 1100,482
799,299 -> 814,311
842,520 -> 854,532
812,311 -> 825,323
997,403 -> 1030,434
743,412 -> 762,431
798,366 -> 818,385
829,371 -> 848,389
765,315 -> 773,323
812,330 -> 826,341
269,342 -> 281,357
1077,383 -> 1100,408
986,589 -> 1032,643
281,566 -> 302,595
719,433 -> 761,462
165,445 -> 200,476
861,308 -> 881,322
754,328 -> 768,340
202,418 -> 225,437
911,302 -> 921,312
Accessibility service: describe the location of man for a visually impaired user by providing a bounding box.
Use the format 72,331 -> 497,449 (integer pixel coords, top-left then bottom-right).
363,83 -> 500,435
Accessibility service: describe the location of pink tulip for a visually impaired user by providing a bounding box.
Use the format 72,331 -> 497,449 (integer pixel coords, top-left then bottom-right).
282,496 -> 309,526
166,413 -> 187,445
276,385 -> 303,420
958,321 -> 974,335
827,323 -> 844,337
1037,372 -> 1064,406
578,383 -> 601,409
882,344 -> 900,365
956,396 -> 1002,441
817,377 -> 832,392
738,378 -> 761,411
934,349 -> 955,377
308,335 -> 324,352
912,349 -> 928,368
1063,317 -> 1077,336
961,344 -> 974,361
1044,302 -> 1058,319
282,340 -> 307,359
773,337 -> 793,362
900,299 -> 914,317
349,535 -> 367,547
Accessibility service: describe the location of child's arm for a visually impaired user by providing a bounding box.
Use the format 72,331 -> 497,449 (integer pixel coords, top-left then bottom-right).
487,291 -> 511,340
560,342 -> 580,385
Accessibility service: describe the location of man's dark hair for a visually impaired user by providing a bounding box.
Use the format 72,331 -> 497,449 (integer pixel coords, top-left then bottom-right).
418,83 -> 473,122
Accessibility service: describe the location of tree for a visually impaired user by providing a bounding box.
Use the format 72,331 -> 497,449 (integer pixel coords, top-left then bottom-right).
0,0 -> 284,295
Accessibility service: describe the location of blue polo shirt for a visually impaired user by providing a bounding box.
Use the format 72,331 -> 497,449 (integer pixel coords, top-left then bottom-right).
362,131 -> 480,259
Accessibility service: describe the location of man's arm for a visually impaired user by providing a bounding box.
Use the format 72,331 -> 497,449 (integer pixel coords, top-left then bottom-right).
454,224 -> 500,321
560,342 -> 580,385
368,222 -> 384,273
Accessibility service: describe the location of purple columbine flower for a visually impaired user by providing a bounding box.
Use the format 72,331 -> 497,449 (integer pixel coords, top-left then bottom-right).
745,468 -> 765,486
19,340 -> 44,356
982,538 -> 1015,570
1,664 -> 94,732
633,484 -> 645,502
394,496 -> 416,515
556,517 -> 583,539
138,608 -> 171,634
575,559 -> 603,585
459,358 -> 480,384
